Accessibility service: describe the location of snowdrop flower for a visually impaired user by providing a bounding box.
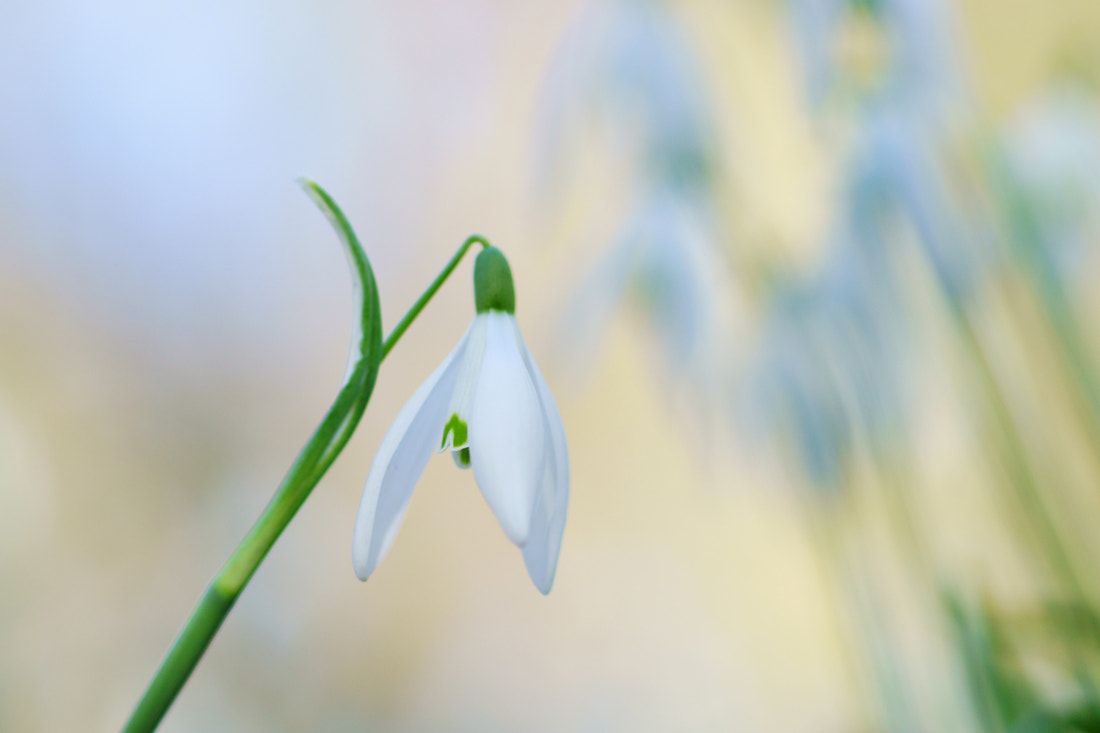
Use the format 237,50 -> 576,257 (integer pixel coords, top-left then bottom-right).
562,184 -> 734,387
818,241 -> 911,450
534,0 -> 713,193
353,247 -> 569,594
845,106 -> 976,302
738,282 -> 852,497
790,0 -> 962,121
1002,84 -> 1100,279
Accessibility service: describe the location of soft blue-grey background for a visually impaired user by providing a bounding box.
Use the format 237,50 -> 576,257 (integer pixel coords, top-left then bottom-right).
3,1 -> 1100,731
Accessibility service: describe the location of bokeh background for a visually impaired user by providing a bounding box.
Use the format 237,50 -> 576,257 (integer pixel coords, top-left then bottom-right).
4,0 -> 1100,731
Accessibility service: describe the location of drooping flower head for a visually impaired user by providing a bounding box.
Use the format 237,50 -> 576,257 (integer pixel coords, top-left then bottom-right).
353,246 -> 570,594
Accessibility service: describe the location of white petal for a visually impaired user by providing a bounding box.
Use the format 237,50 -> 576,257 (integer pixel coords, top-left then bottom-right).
439,314 -> 489,452
468,312 -> 546,546
352,326 -> 470,581
513,321 -> 570,594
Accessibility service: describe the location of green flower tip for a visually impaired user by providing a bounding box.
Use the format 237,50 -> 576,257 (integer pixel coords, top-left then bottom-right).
473,246 -> 515,314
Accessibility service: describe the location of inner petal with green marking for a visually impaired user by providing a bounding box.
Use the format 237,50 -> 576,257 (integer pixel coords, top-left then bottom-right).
452,447 -> 471,469
441,413 -> 469,451
441,414 -> 472,469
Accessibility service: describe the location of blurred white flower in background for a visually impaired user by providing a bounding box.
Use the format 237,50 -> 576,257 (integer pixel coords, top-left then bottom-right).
533,0 -> 713,191
1002,84 -> 1100,282
817,244 -> 912,453
535,0 -> 737,420
560,184 -> 734,409
845,105 -> 978,303
790,0 -> 963,122
738,282 -> 854,495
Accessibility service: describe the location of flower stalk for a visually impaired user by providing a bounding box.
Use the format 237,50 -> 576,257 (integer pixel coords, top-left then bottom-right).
122,182 -> 489,733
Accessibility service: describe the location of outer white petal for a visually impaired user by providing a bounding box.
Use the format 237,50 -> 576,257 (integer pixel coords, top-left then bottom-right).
352,326 -> 470,581
468,312 -> 546,546
513,321 -> 570,594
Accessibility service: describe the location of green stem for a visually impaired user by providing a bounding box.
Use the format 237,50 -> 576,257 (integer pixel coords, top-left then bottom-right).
801,499 -> 878,731
122,222 -> 488,732
382,234 -> 490,360
954,308 -> 1091,605
123,364 -> 372,733
985,144 -> 1100,463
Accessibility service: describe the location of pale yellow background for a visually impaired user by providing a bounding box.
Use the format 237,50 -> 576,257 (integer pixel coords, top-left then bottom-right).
0,1 -> 1094,731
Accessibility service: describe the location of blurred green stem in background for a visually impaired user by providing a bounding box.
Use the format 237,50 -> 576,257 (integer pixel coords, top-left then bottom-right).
947,299 -> 1099,630
121,180 -> 490,733
868,454 -> 975,730
808,495 -> 920,733
901,192 -> 1098,619
984,144 -> 1100,468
